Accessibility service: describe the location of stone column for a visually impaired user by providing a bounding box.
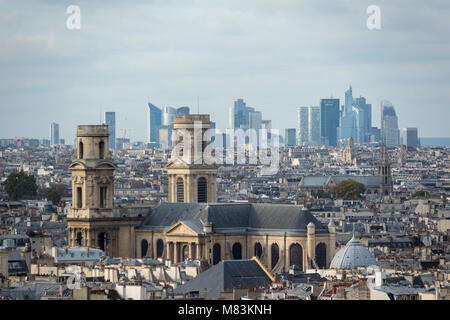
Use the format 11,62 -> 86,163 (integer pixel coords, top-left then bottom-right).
307,222 -> 316,269
69,228 -> 74,246
174,242 -> 179,263
84,229 -> 88,246
189,243 -> 195,260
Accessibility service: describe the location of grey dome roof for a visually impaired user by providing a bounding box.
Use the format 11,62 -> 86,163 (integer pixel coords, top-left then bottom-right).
329,235 -> 377,269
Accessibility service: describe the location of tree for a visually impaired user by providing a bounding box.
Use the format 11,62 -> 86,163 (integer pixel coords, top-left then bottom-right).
5,171 -> 38,200
412,190 -> 429,198
331,179 -> 366,200
43,187 -> 62,205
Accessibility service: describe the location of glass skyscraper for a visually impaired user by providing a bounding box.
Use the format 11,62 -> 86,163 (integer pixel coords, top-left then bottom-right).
320,98 -> 340,146
104,112 -> 116,150
402,127 -> 418,149
51,122 -> 59,145
229,98 -> 251,129
340,86 -> 357,145
381,100 -> 400,147
147,103 -> 162,143
297,106 -> 320,146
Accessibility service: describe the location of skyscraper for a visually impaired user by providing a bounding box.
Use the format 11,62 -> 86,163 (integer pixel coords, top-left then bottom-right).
297,106 -> 309,145
340,86 -> 357,145
320,98 -> 340,146
147,103 -> 162,144
229,98 -> 251,129
176,106 -> 190,115
354,96 -> 372,143
162,106 -> 176,126
402,127 -> 419,149
297,106 -> 320,146
104,112 -> 116,150
51,122 -> 59,145
285,128 -> 296,146
380,100 -> 400,147
308,106 -> 321,145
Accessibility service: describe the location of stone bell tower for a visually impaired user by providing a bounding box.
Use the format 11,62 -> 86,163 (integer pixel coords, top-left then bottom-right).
378,141 -> 393,196
166,114 -> 218,203
67,125 -> 142,258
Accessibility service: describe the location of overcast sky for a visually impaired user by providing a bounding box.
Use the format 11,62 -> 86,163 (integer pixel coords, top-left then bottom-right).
1,0 -> 449,143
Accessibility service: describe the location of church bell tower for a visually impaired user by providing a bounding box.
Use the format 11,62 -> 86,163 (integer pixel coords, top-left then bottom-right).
67,125 -> 143,258
166,114 -> 218,203
378,141 -> 393,196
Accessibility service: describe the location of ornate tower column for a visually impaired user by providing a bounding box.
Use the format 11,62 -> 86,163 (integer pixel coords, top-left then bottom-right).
166,114 -> 219,203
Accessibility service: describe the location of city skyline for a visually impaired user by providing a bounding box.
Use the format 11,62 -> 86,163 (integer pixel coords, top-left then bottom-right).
1,1 -> 449,143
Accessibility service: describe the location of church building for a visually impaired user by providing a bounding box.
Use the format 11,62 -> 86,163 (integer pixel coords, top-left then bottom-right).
67,115 -> 336,275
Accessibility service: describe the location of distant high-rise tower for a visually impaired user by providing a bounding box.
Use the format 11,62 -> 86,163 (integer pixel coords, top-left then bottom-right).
340,86 -> 357,145
378,142 -> 393,196
176,106 -> 190,115
308,106 -> 321,145
147,103 -> 162,143
285,128 -> 297,146
229,98 -> 251,129
354,96 -> 372,143
162,106 -> 176,126
297,106 -> 320,146
104,112 -> 116,150
402,127 -> 419,149
320,98 -> 340,147
297,106 -> 309,145
51,122 -> 60,145
380,100 -> 400,147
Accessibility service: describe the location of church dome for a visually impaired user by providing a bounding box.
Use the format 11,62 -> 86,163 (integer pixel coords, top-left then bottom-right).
329,235 -> 377,269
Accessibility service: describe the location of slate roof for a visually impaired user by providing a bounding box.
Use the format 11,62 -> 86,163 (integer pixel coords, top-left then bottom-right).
138,203 -> 328,234
173,259 -> 272,299
300,175 -> 379,188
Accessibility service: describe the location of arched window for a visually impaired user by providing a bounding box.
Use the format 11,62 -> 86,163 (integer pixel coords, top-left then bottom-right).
289,243 -> 303,270
232,242 -> 242,260
197,177 -> 207,203
156,239 -> 164,258
212,243 -> 221,265
271,243 -> 279,270
177,178 -> 184,203
254,242 -> 263,259
141,239 -> 149,257
315,243 -> 327,269
79,141 -> 84,159
98,232 -> 108,252
99,141 -> 105,159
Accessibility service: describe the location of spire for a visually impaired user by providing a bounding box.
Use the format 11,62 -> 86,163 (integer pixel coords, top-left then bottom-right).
352,223 -> 356,238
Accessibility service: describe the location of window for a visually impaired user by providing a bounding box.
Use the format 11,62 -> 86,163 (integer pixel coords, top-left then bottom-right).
177,178 -> 184,203
232,242 -> 242,260
197,177 -> 207,203
79,141 -> 84,159
77,187 -> 82,208
99,141 -> 105,159
100,187 -> 107,208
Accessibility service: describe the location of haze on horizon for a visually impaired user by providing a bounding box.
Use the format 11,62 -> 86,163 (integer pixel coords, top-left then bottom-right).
0,0 -> 449,143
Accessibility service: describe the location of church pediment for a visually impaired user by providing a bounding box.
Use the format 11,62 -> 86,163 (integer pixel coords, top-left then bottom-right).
166,221 -> 199,236
165,158 -> 191,169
